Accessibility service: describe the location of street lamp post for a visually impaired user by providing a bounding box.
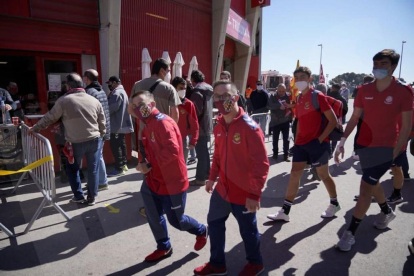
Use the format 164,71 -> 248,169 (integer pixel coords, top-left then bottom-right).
318,44 -> 323,77
399,40 -> 406,79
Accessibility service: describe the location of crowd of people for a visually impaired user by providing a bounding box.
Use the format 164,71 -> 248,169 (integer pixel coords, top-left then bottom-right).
1,48 -> 413,275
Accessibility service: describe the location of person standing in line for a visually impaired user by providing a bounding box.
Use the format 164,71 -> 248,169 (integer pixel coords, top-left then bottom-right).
335,49 -> 413,251
172,76 -> 199,163
84,69 -> 110,191
106,76 -> 134,177
267,83 -> 292,161
194,80 -> 269,276
131,90 -> 207,262
31,73 -> 106,206
189,70 -> 214,186
340,83 -> 350,124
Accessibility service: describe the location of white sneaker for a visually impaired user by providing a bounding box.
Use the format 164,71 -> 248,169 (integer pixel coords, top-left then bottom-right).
409,239 -> 414,255
373,210 -> 396,229
267,209 -> 290,222
336,230 -> 355,251
352,152 -> 360,161
321,204 -> 341,218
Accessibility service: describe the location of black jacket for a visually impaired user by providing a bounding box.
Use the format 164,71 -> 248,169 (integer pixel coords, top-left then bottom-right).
328,91 -> 348,117
86,81 -> 111,140
190,82 -> 214,136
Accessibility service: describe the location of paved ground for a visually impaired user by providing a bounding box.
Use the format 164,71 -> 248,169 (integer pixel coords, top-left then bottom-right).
1,101 -> 414,276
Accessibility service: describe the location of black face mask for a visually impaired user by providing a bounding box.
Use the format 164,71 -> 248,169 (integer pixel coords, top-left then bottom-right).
108,84 -> 113,90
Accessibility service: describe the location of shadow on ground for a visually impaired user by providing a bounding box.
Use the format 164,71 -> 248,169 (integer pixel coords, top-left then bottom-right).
0,191 -> 146,271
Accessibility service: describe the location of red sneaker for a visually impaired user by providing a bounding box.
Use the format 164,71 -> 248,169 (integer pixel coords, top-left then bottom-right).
194,262 -> 227,276
239,263 -> 264,276
144,248 -> 173,262
194,224 -> 208,251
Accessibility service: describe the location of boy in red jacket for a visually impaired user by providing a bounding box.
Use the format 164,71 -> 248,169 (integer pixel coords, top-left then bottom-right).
130,90 -> 208,262
172,77 -> 199,163
194,81 -> 269,276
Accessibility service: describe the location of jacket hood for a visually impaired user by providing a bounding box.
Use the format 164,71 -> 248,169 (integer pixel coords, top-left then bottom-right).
86,81 -> 102,91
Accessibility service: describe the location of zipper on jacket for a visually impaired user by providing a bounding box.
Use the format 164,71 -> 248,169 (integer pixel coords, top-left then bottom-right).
224,127 -> 229,199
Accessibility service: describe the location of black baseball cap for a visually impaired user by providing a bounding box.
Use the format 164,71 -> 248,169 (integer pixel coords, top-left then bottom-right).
106,76 -> 121,83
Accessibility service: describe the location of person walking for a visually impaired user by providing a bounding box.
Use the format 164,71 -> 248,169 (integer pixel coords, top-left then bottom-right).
335,49 -> 413,251
130,90 -> 208,262
194,80 -> 269,276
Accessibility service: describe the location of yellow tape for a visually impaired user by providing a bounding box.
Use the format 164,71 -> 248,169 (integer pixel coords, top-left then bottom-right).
0,155 -> 53,176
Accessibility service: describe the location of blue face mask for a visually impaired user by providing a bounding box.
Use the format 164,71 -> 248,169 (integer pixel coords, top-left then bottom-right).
372,68 -> 388,80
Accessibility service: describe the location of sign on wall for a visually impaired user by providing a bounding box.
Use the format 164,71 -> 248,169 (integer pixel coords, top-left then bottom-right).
251,0 -> 271,8
226,9 -> 251,46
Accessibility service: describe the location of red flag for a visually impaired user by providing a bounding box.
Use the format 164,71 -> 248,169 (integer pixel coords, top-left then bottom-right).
319,64 -> 326,83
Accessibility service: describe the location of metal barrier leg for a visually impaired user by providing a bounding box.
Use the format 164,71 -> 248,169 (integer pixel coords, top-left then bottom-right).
23,197 -> 48,234
0,222 -> 14,237
11,171 -> 28,194
52,203 -> 72,221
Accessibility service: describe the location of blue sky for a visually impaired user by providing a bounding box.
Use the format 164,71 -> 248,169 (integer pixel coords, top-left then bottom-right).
261,0 -> 414,84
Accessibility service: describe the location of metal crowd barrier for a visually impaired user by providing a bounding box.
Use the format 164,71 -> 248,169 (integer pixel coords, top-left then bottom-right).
8,124 -> 71,235
251,112 -> 271,142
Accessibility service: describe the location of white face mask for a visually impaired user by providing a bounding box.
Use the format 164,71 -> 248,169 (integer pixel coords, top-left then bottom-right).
295,81 -> 308,91
177,89 -> 186,99
257,85 -> 263,90
164,72 -> 171,83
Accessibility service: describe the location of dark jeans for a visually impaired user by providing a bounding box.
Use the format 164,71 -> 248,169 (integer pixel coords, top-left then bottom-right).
110,133 -> 127,171
140,181 -> 206,250
272,121 -> 290,156
195,135 -> 210,181
67,137 -> 102,199
208,190 -> 262,268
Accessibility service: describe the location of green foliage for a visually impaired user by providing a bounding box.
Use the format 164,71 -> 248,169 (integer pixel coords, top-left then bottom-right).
328,72 -> 370,88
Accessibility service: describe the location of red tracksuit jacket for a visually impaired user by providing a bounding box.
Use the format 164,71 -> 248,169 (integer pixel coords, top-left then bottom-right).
177,98 -> 199,146
209,108 -> 270,205
142,109 -> 189,195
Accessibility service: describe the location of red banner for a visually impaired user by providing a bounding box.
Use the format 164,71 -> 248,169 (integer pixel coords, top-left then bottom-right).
251,0 -> 271,8
319,64 -> 326,83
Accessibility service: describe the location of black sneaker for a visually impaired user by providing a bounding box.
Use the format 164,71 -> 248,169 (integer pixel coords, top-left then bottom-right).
87,197 -> 96,206
284,155 -> 291,162
70,196 -> 85,203
272,154 -> 278,160
386,193 -> 403,204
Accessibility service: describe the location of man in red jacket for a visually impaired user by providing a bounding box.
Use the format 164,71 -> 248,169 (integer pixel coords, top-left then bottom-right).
194,80 -> 269,276
172,77 -> 199,163
130,90 -> 208,262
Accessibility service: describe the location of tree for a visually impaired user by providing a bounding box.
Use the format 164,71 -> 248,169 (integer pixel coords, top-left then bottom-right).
328,72 -> 370,89
311,74 -> 319,85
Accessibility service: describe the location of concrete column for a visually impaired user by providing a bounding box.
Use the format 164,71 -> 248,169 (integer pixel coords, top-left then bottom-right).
233,1 -> 261,94
212,0 -> 231,82
99,0 -> 121,95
